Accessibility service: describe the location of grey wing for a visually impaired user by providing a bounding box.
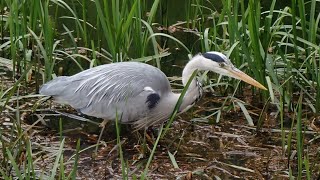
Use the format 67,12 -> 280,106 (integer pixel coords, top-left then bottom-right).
40,62 -> 171,122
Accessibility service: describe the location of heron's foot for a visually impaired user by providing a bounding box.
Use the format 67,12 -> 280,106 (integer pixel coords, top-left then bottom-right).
147,126 -> 160,137
143,126 -> 160,145
145,132 -> 154,145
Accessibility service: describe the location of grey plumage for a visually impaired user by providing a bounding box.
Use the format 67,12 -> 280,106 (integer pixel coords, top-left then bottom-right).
40,62 -> 173,127
40,52 -> 266,129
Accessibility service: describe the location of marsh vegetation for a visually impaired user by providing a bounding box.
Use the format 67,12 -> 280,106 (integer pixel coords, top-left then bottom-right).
1,0 -> 320,179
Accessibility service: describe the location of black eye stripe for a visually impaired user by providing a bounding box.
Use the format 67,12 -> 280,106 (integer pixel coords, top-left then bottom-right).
202,52 -> 225,63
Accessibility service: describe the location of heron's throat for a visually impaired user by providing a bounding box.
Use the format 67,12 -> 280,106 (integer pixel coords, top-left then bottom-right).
182,58 -> 199,87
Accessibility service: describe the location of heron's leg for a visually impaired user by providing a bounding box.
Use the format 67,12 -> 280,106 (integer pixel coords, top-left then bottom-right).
95,119 -> 110,153
144,128 -> 155,144
99,119 -> 109,128
134,128 -> 152,156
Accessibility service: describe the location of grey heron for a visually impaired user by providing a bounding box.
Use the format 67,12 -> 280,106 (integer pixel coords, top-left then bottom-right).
40,51 -> 266,129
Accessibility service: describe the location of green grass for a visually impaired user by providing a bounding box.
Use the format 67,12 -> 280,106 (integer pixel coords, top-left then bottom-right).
0,0 -> 320,179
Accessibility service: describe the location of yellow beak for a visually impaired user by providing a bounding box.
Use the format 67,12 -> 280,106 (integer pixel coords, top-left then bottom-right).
228,67 -> 267,90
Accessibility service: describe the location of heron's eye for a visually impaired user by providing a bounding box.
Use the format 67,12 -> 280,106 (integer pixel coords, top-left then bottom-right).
219,63 -> 225,68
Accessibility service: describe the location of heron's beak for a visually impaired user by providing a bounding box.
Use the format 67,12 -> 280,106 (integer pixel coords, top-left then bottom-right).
227,67 -> 267,90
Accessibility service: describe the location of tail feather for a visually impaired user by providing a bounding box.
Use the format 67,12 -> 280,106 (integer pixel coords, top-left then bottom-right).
39,76 -> 69,96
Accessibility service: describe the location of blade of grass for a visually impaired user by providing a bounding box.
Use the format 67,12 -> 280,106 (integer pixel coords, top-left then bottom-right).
25,138 -> 36,179
95,0 -> 115,56
142,0 -> 160,55
49,138 -> 65,180
304,151 -> 311,180
148,33 -> 191,54
168,151 -> 179,169
6,148 -> 23,179
141,69 -> 198,179
66,139 -> 80,180
296,92 -> 303,179
236,101 -> 254,126
115,109 -> 128,179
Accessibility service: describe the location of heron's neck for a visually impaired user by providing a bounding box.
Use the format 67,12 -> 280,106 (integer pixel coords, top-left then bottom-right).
178,58 -> 203,112
182,58 -> 199,87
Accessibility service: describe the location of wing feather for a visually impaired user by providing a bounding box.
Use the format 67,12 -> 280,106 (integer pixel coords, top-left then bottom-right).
45,62 -> 171,122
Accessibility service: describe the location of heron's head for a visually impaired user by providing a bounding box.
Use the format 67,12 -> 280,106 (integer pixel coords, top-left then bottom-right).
195,51 -> 267,90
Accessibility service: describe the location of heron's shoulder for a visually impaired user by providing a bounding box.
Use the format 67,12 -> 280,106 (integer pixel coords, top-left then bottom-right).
112,61 -> 159,69
105,62 -> 165,77
73,62 -> 161,77
90,61 -> 159,72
